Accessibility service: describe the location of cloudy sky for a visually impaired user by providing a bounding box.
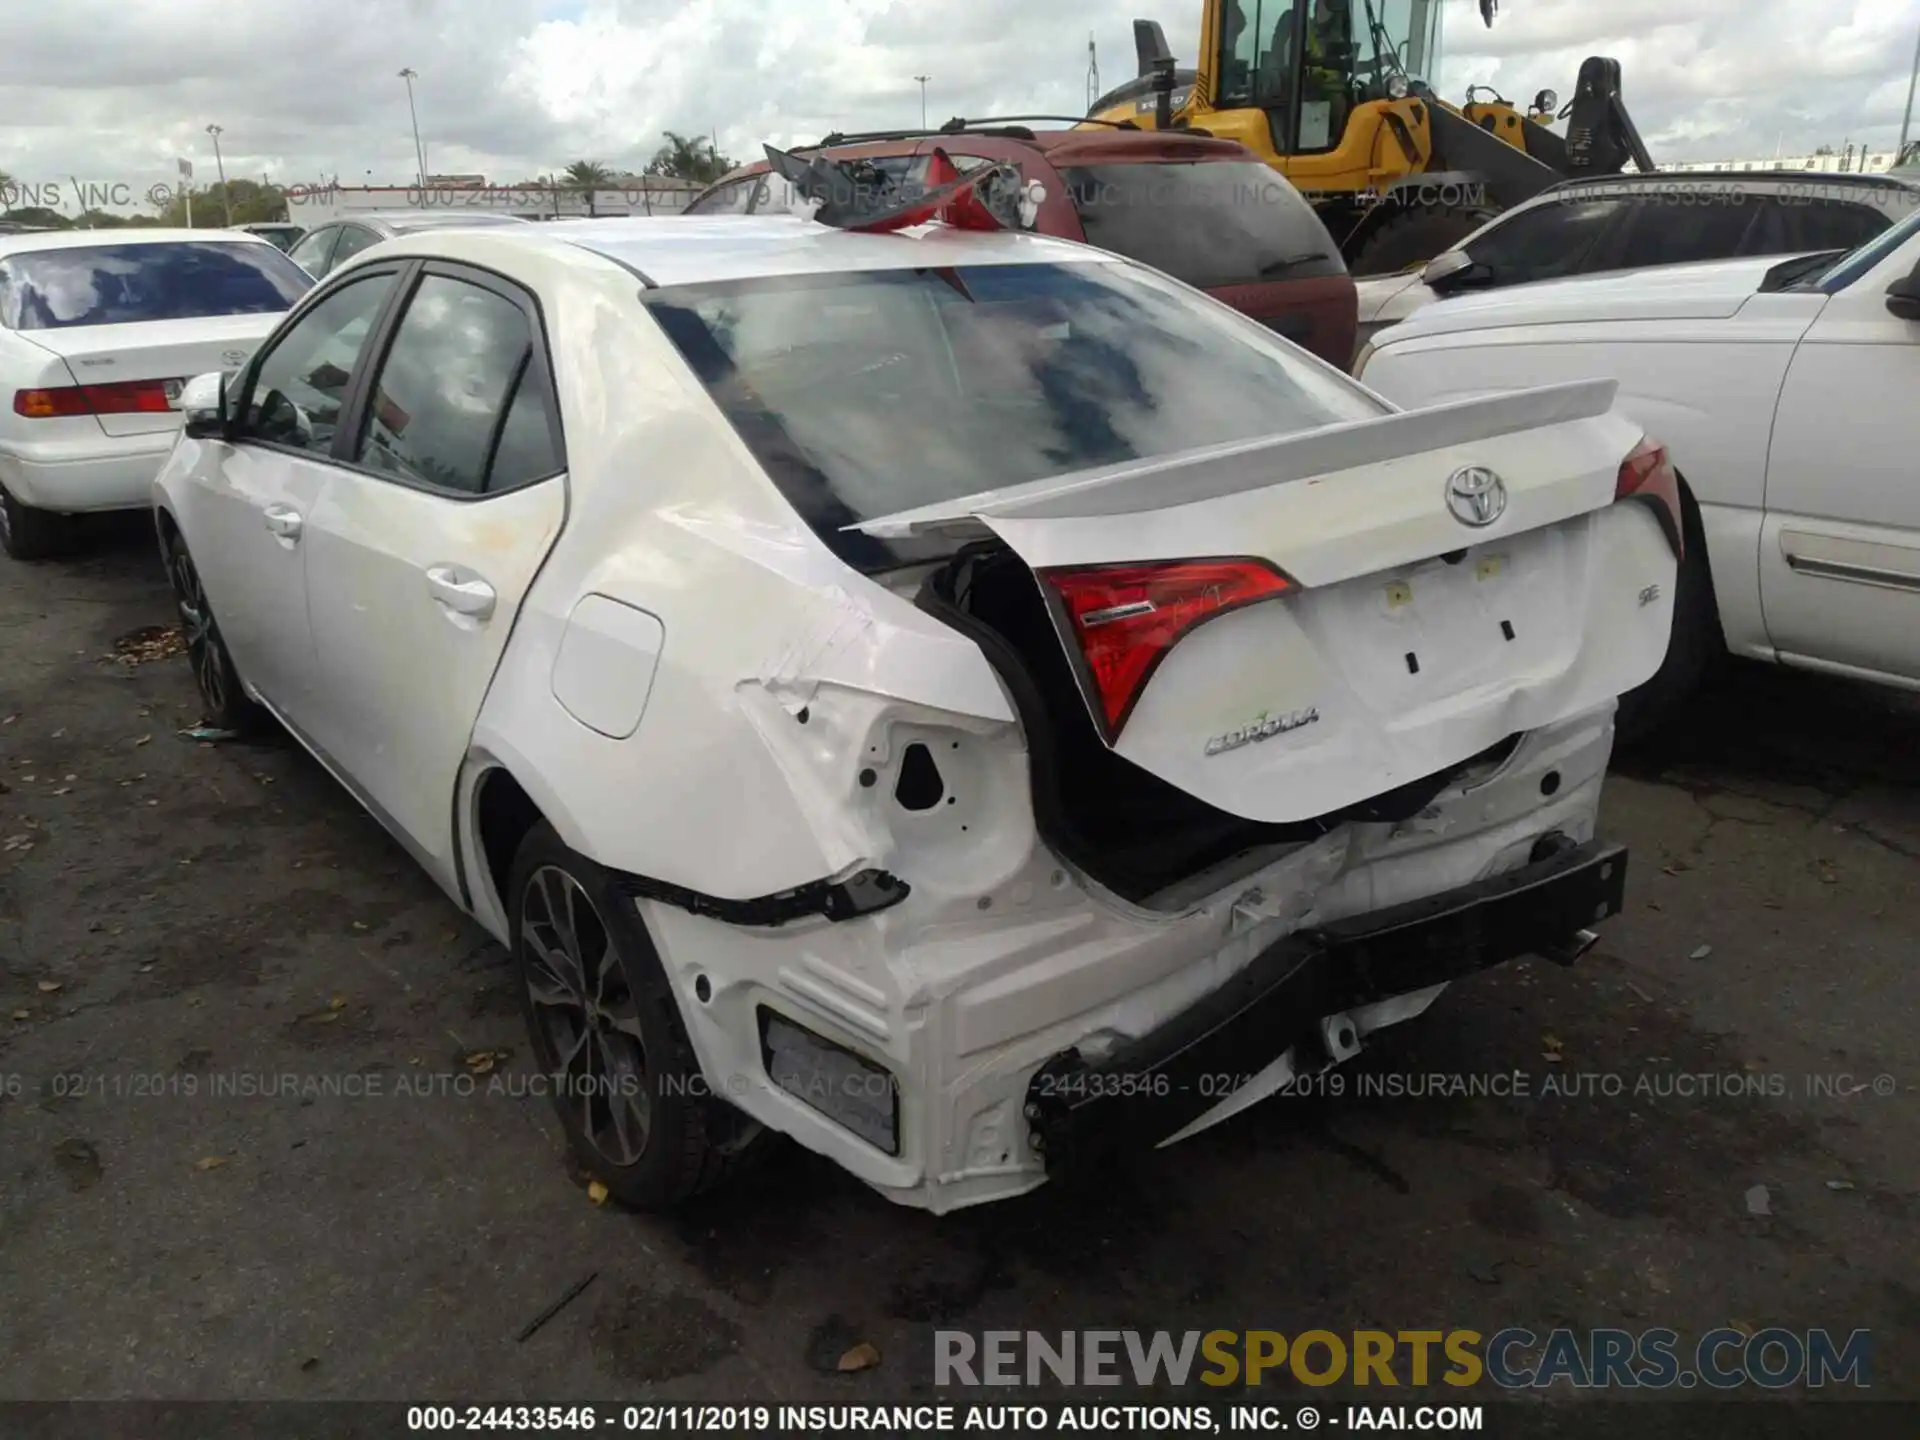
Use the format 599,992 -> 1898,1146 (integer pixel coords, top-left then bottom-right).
0,0 -> 1916,202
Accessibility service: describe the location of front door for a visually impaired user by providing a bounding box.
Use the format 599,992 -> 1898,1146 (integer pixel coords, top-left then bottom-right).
188,266 -> 403,712
298,263 -> 568,890
1761,233 -> 1920,685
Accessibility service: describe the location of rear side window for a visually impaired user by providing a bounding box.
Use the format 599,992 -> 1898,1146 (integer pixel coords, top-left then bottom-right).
0,241 -> 313,330
1464,198 -> 1622,283
1609,199 -> 1757,269
1747,197 -> 1891,255
1060,160 -> 1344,289
354,273 -> 560,494
644,260 -> 1381,571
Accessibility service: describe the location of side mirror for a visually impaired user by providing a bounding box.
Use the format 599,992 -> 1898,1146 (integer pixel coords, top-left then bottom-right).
1886,266 -> 1920,321
179,371 -> 227,440
1422,250 -> 1473,286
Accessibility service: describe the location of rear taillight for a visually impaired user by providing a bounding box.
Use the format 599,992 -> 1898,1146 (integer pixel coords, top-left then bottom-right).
14,380 -> 177,419
1615,437 -> 1684,560
1040,558 -> 1296,740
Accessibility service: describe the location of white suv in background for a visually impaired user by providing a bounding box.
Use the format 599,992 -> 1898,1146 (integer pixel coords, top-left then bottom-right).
1359,207 -> 1920,729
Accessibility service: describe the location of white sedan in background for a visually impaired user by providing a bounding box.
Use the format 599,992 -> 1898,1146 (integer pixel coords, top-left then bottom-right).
0,228 -> 313,559
1358,206 -> 1920,732
153,211 -> 1673,1213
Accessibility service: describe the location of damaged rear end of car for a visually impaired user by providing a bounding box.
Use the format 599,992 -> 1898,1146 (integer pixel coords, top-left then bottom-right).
611,246 -> 1676,1211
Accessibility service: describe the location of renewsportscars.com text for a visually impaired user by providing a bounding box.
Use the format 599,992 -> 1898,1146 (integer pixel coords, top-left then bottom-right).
934,1327 -> 1872,1390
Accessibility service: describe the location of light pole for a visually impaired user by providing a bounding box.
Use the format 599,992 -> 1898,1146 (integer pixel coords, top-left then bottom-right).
205,124 -> 232,226
1900,21 -> 1920,164
914,74 -> 930,129
398,67 -> 428,197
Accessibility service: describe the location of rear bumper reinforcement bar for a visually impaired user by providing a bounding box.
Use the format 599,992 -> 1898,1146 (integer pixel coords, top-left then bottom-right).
1023,836 -> 1629,1170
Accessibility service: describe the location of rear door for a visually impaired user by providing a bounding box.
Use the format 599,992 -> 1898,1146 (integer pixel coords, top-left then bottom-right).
297,262 -> 567,889
860,381 -> 1678,823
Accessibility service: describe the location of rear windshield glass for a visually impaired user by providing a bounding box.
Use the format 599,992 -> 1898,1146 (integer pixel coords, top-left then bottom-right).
0,241 -> 314,331
644,260 -> 1382,571
1060,160 -> 1344,289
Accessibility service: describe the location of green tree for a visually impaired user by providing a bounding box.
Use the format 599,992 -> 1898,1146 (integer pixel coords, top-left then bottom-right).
1,205 -> 71,230
150,178 -> 290,228
563,160 -> 614,215
644,131 -> 736,185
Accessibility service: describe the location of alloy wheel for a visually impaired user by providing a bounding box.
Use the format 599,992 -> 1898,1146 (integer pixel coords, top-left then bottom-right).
167,541 -> 228,718
0,492 -> 13,550
520,865 -> 653,1166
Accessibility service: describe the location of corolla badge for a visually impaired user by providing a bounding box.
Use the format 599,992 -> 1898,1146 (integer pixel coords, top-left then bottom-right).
1445,466 -> 1507,527
1205,705 -> 1320,757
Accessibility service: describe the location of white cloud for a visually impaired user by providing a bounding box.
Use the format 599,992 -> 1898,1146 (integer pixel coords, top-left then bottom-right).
1,0 -> 1916,207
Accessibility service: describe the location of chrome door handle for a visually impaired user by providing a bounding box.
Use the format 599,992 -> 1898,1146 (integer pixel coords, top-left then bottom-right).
263,504 -> 303,541
425,565 -> 496,620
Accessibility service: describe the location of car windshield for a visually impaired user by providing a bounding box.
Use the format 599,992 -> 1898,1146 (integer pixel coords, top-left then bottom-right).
644,259 -> 1383,571
0,240 -> 314,330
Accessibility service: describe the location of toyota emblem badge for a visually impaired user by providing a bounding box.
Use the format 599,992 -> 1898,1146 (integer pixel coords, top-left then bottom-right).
1445,466 -> 1507,527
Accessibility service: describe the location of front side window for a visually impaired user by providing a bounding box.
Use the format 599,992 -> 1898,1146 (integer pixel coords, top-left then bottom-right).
644,260 -> 1383,571
287,226 -> 338,276
238,271 -> 397,456
329,226 -> 381,267
1062,160 -> 1342,290
0,241 -> 313,331
1464,198 -> 1623,283
353,273 -> 558,494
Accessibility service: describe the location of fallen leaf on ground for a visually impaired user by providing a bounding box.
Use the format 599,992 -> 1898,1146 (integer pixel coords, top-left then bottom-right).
838,1342 -> 881,1372
1826,1179 -> 1856,1191
329,995 -> 347,1010
465,1052 -> 497,1075
11,1010 -> 28,1021
1690,945 -> 1713,960
134,735 -> 152,746
36,980 -> 61,994
1745,1184 -> 1772,1217
587,1180 -> 609,1206
112,625 -> 188,666
195,1156 -> 228,1171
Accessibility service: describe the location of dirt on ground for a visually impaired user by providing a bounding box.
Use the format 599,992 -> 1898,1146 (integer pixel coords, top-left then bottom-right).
1,518 -> 1916,1432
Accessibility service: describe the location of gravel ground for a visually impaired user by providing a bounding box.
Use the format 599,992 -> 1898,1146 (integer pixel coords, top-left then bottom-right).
1,516 -> 1916,1428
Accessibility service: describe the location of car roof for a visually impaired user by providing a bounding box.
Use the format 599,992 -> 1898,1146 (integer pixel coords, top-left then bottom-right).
0,227 -> 279,256
1543,169 -> 1920,195
341,213 -> 1117,289
342,211 -> 534,231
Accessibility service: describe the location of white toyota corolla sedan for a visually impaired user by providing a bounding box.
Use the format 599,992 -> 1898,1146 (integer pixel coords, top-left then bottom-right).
0,228 -> 313,559
151,199 -> 1678,1214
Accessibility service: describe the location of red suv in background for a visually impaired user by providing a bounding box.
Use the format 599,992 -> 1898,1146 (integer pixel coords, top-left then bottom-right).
688,125 -> 1358,370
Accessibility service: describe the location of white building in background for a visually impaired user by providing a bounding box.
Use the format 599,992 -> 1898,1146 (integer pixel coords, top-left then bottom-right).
1664,149 -> 1904,176
286,177 -> 703,224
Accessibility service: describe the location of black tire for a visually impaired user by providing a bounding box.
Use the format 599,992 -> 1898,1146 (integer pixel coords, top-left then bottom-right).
1347,202 -> 1499,277
509,821 -> 762,1209
0,484 -> 71,561
1616,488 -> 1720,746
160,524 -> 265,733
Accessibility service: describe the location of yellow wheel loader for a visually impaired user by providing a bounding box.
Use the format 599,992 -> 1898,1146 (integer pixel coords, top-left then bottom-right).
1085,0 -> 1655,275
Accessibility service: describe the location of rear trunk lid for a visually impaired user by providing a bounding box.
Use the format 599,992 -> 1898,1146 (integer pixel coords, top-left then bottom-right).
25,315 -> 276,437
856,379 -> 1676,825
